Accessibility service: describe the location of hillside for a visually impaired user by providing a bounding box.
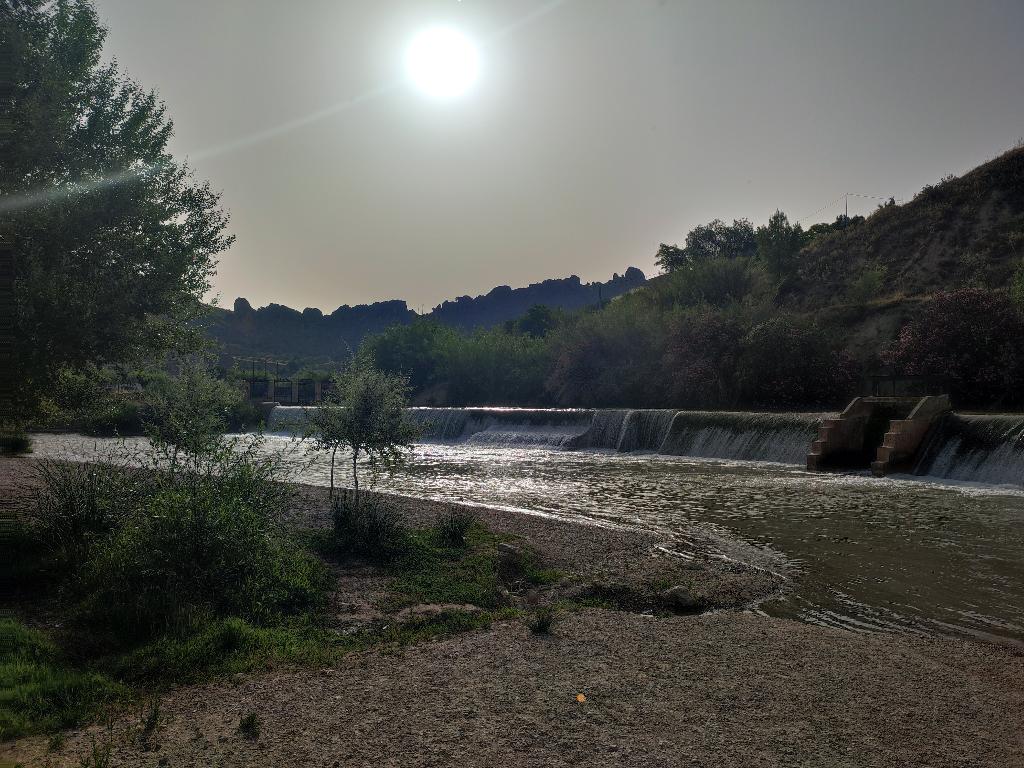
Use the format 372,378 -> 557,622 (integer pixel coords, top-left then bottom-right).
792,145 -> 1024,305
202,268 -> 646,365
429,268 -> 645,330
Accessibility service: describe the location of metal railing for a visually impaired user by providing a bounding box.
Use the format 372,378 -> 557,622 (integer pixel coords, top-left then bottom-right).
244,378 -> 333,405
867,372 -> 950,398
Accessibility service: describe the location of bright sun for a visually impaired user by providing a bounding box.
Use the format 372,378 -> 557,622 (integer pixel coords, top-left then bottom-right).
405,27 -> 480,99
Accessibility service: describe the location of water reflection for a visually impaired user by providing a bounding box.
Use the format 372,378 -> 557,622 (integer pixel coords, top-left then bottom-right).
29,433 -> 1024,646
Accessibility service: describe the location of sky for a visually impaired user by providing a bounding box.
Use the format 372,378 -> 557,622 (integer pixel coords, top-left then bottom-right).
91,0 -> 1024,313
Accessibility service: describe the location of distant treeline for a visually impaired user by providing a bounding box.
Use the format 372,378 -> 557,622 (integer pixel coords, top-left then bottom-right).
203,269 -> 646,364
360,147 -> 1024,411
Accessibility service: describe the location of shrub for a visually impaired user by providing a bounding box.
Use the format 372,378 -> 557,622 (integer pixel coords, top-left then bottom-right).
238,712 -> 261,741
79,497 -> 324,643
0,425 -> 32,455
434,508 -> 476,548
528,606 -> 558,635
331,494 -> 409,561
30,461 -> 147,576
75,453 -> 325,643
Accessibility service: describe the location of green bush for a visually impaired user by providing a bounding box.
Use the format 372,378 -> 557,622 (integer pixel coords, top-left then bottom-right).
527,605 -> 558,635
30,461 -> 147,576
331,495 -> 409,561
0,620 -> 124,740
77,471 -> 325,643
0,425 -> 31,455
434,508 -> 476,548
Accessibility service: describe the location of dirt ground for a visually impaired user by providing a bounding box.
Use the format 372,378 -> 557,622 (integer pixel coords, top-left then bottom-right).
3,455 -> 1024,767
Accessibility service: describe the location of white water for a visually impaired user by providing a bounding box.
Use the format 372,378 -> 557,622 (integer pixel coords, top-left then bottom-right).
915,414 -> 1024,485
270,406 -> 1024,485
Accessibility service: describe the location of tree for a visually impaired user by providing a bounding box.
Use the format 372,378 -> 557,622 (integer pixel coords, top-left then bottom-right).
505,304 -> 562,338
361,319 -> 458,393
305,362 -> 419,503
2,1 -> 233,415
656,219 -> 757,272
143,364 -> 245,473
883,289 -> 1024,408
756,210 -> 805,277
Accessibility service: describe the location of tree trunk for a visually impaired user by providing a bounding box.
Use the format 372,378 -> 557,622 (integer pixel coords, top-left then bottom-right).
329,445 -> 337,500
352,450 -> 359,510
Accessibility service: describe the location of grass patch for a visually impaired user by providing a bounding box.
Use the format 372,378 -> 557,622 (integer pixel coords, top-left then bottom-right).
237,712 -> 260,741
391,525 -> 505,608
527,605 -> 558,635
102,617 -> 341,684
434,508 -> 476,548
0,620 -> 125,741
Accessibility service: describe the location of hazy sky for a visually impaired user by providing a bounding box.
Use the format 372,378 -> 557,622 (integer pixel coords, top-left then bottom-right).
92,0 -> 1024,313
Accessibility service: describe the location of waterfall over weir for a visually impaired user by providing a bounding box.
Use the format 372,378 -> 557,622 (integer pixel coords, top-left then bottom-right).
661,411 -> 827,464
914,414 -> 1024,486
268,406 -> 828,463
264,405 -> 1023,482
409,408 -> 593,448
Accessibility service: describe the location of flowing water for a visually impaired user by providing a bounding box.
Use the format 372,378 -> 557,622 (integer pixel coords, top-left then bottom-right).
29,407 -> 1024,646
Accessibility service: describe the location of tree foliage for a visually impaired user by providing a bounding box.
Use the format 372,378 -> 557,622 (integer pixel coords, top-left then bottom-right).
883,289 -> 1024,407
305,362 -> 419,501
2,1 -> 233,413
656,218 -> 757,272
756,210 -> 805,277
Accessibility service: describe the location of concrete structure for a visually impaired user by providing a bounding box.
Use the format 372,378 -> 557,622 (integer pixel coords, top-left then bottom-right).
807,395 -> 951,474
870,395 -> 951,476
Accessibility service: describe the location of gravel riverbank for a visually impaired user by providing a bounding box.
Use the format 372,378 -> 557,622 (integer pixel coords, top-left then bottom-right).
3,456 -> 1023,767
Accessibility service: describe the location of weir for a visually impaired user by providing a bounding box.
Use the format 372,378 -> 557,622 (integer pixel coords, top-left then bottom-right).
263,404 -> 1023,486
913,414 -> 1024,485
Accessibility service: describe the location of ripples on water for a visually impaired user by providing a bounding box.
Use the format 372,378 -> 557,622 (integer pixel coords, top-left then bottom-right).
29,433 -> 1024,646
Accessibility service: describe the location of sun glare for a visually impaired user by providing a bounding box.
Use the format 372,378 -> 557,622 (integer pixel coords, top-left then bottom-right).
404,26 -> 480,100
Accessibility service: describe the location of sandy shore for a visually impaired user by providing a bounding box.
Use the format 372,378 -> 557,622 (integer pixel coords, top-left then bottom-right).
3,456 -> 1024,767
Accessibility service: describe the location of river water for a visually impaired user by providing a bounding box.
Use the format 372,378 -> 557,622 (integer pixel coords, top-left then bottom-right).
28,430 -> 1024,647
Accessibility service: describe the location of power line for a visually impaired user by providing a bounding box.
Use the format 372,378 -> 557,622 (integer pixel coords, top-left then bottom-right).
796,192 -> 903,224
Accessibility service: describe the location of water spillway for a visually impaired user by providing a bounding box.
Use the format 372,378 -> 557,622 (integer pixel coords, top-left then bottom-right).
914,414 -> 1024,486
661,411 -> 827,464
264,405 -> 1023,484
268,406 -> 831,463
409,407 -> 593,448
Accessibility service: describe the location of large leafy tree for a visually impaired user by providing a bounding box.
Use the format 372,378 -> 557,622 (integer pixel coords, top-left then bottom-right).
0,1 -> 233,413
656,218 -> 757,273
755,210 -> 805,277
